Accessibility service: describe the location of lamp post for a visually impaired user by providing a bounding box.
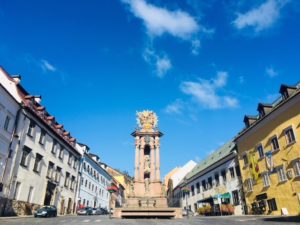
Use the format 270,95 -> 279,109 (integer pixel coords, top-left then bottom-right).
107,185 -> 118,219
181,186 -> 190,219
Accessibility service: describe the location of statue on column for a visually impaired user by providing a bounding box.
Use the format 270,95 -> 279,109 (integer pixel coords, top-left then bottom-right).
144,155 -> 151,171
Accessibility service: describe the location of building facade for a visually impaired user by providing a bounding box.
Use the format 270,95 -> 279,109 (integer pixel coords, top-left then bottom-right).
77,144 -> 111,210
173,141 -> 245,215
0,69 -> 20,198
235,84 -> 300,216
0,67 -> 82,216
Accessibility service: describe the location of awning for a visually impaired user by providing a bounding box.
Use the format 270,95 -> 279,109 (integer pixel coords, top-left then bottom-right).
197,197 -> 214,203
214,192 -> 231,199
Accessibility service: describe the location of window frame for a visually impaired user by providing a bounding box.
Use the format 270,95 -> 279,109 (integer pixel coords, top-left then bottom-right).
293,159 -> 300,177
262,172 -> 271,187
4,115 -> 11,131
277,166 -> 287,183
257,144 -> 264,159
33,153 -> 43,173
270,135 -> 280,152
20,146 -> 32,168
284,126 -> 296,145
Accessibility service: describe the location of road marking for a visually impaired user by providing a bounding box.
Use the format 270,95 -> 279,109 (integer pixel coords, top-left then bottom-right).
83,219 -> 90,222
60,220 -> 66,222
95,219 -> 102,222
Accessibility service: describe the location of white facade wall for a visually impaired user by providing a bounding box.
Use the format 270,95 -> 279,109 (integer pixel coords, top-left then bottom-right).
7,112 -> 81,214
171,160 -> 196,188
175,157 -> 244,215
0,86 -> 19,196
78,155 -> 111,210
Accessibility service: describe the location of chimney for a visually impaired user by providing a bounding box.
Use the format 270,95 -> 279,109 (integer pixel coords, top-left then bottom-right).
34,95 -> 42,104
12,75 -> 21,84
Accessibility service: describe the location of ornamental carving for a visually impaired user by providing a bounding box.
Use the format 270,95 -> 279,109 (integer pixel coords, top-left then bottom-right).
136,110 -> 158,131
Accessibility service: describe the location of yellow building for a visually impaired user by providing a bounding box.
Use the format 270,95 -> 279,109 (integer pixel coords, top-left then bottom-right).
235,84 -> 300,216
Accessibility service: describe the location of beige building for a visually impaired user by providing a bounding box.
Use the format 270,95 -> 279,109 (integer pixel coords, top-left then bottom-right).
235,83 -> 300,215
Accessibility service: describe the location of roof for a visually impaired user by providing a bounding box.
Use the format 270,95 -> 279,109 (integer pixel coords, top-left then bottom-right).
183,140 -> 235,181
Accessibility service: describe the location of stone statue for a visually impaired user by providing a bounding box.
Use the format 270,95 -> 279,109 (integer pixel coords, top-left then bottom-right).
144,155 -> 151,170
130,181 -> 134,195
145,178 -> 150,192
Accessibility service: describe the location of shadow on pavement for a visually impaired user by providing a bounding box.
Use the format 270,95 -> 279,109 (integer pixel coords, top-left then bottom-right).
263,216 -> 300,223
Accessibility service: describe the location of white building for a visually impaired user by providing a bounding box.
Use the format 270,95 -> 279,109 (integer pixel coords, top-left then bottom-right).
171,160 -> 197,189
77,143 -> 111,210
0,68 -> 21,197
0,67 -> 82,215
174,141 -> 245,215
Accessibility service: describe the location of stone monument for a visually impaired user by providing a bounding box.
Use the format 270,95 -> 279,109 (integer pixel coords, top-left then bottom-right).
113,110 -> 182,218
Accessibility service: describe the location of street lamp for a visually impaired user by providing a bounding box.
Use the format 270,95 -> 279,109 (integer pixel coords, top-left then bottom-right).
107,185 -> 118,219
181,186 -> 190,219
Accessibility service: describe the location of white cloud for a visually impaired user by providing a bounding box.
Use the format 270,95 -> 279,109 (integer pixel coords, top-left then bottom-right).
122,0 -> 199,39
239,76 -> 245,84
233,0 -> 288,32
265,66 -> 278,77
180,71 -> 239,109
164,99 -> 184,114
191,39 -> 201,55
40,59 -> 57,72
143,48 -> 172,78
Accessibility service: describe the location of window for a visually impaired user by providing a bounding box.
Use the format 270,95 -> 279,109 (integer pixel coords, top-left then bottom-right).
27,186 -> 34,203
277,166 -> 287,182
68,152 -> 72,165
27,121 -> 35,137
85,180 -> 87,187
33,153 -> 43,173
208,177 -> 212,189
270,136 -> 280,151
55,167 -> 62,183
39,129 -> 46,145
235,166 -> 241,177
257,145 -> 264,158
73,158 -> 78,170
47,161 -> 54,178
92,184 -> 94,192
70,176 -> 76,190
64,172 -> 70,187
191,185 -> 195,196
221,170 -> 226,183
262,173 -> 270,187
51,140 -> 57,155
13,182 -> 21,200
215,173 -> 220,186
246,178 -> 253,192
243,153 -> 248,166
89,182 -> 91,189
267,198 -> 277,211
83,162 -> 86,171
285,127 -> 296,144
81,178 -> 84,185
196,182 -> 200,194
229,167 -> 235,179
293,160 -> 300,177
201,180 -> 206,191
232,190 -> 239,206
20,146 -> 31,167
59,147 -> 64,160
4,116 -> 10,131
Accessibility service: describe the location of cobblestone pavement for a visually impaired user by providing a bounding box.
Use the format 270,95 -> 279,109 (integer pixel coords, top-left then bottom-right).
0,215 -> 299,225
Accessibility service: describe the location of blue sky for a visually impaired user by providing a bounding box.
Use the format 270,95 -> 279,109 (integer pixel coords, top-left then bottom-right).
0,0 -> 299,178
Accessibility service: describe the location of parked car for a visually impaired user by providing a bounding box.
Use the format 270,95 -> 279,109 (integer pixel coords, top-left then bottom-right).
91,208 -> 102,215
77,207 -> 93,215
100,208 -> 108,215
34,205 -> 57,218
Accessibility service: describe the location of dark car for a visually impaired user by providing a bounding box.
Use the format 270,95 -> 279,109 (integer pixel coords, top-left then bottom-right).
100,208 -> 108,215
91,208 -> 102,215
77,207 -> 93,215
34,205 -> 57,218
